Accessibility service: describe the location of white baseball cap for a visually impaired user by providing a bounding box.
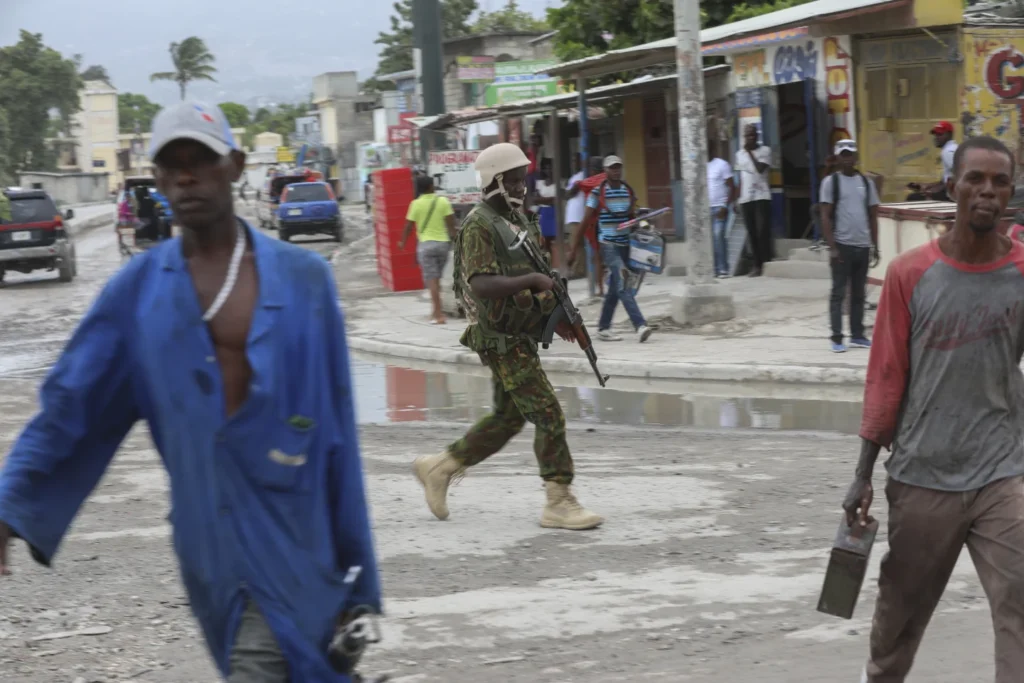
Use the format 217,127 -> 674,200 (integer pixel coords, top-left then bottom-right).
603,155 -> 624,168
834,139 -> 858,155
149,100 -> 239,161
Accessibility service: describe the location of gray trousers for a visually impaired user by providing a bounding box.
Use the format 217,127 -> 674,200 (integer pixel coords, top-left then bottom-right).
228,600 -> 290,683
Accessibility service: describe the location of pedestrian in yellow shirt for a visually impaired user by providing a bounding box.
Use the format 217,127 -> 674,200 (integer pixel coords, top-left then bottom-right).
399,175 -> 456,324
0,191 -> 11,223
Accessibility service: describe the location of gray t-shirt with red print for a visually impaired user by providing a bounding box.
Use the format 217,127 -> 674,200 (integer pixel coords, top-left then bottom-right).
860,239 -> 1024,491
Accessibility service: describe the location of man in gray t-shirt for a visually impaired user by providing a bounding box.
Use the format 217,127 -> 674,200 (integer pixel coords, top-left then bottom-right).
847,135 -> 1024,683
820,139 -> 879,353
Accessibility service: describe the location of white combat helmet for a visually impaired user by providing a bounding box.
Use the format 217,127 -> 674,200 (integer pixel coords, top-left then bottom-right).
475,142 -> 531,209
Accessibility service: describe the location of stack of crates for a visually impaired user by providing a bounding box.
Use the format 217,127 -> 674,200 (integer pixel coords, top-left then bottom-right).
373,167 -> 424,292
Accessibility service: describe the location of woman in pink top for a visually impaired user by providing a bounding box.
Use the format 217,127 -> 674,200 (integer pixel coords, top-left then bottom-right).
117,198 -> 134,225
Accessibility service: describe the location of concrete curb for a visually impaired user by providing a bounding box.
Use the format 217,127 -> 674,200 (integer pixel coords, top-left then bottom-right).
346,336 -> 869,385
68,213 -> 113,236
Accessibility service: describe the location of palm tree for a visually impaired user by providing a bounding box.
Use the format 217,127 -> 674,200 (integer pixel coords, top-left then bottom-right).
150,37 -> 217,100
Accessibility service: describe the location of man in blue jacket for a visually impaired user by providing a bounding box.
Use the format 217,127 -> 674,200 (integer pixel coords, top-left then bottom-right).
0,101 -> 381,683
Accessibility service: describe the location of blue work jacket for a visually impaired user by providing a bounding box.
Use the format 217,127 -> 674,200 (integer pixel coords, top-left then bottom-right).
0,219 -> 381,682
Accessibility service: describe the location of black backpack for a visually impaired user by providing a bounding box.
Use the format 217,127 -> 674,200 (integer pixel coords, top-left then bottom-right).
829,171 -> 872,224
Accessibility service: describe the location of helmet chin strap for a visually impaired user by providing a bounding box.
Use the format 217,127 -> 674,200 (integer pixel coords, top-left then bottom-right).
484,173 -> 524,210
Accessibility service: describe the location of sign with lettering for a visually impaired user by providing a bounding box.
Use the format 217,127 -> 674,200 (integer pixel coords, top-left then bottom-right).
985,46 -> 1024,100
823,37 -> 853,147
428,150 -> 481,205
962,30 -> 1024,164
456,56 -> 496,83
773,41 -> 818,84
388,125 -> 414,145
733,50 -> 769,88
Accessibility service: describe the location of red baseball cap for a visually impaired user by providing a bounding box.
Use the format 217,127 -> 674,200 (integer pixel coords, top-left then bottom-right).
931,121 -> 954,135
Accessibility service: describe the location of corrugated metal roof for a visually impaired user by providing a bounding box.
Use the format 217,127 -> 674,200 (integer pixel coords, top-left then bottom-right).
701,0 -> 900,44
545,0 -> 904,77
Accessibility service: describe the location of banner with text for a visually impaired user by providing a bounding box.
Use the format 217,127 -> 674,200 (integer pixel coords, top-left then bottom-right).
428,150 -> 481,205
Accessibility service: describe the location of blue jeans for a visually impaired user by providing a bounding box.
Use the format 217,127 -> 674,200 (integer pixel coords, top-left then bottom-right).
598,242 -> 647,331
584,239 -> 597,296
711,206 -> 729,275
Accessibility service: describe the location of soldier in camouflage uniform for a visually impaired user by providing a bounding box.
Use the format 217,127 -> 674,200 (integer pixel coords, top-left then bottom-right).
413,143 -> 603,531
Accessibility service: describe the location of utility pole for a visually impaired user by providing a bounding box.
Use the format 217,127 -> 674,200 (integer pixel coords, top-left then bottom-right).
670,0 -> 735,326
414,0 -> 446,164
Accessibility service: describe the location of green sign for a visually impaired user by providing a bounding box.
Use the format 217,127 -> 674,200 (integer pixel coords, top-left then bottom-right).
485,81 -> 558,106
493,60 -> 558,81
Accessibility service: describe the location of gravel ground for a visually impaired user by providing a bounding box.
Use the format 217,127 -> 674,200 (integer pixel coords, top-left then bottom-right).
0,212 -> 1002,683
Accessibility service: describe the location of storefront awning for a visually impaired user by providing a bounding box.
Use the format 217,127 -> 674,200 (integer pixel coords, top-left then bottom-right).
424,67 -> 728,130
543,0 -> 909,79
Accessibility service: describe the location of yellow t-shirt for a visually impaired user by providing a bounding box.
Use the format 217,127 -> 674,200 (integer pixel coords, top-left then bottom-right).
406,193 -> 453,243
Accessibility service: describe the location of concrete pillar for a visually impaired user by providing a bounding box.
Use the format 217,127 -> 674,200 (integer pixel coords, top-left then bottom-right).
670,0 -> 735,326
548,108 -> 565,273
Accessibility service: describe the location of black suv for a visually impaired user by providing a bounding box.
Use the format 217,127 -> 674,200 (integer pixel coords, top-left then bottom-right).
0,189 -> 77,284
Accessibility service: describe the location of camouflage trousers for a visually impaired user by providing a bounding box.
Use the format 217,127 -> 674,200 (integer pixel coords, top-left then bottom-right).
448,342 -> 574,484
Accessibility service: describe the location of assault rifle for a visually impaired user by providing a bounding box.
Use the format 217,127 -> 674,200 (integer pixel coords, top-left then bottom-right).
509,230 -> 610,387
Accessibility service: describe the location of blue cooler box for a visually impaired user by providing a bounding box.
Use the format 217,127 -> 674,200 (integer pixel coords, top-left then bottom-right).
628,230 -> 665,274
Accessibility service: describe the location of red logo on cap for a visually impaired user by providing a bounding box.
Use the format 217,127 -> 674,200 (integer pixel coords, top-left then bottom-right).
193,104 -> 215,124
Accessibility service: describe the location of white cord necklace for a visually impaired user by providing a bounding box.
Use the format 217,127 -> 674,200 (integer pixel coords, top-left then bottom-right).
202,223 -> 246,322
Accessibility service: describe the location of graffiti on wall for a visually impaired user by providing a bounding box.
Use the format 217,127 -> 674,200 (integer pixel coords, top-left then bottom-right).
734,50 -> 769,88
823,37 -> 853,148
963,31 -> 1024,165
985,46 -> 1024,100
773,41 -> 818,84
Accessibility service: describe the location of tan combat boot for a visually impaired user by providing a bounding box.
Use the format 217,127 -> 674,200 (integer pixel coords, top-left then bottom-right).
413,451 -> 465,521
540,481 -> 604,530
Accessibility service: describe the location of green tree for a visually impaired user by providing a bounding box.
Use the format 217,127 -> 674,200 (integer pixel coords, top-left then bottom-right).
150,36 -> 217,100
472,0 -> 549,33
79,64 -> 112,83
360,76 -> 398,94
245,101 -> 311,148
0,108 -> 13,184
374,0 -> 478,75
118,93 -> 162,133
218,102 -> 251,127
547,0 -> 675,64
547,0 -> 784,64
725,0 -> 813,22
0,31 -> 81,174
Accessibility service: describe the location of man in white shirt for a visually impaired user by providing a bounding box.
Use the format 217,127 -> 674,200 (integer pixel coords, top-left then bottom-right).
707,139 -> 737,277
908,121 -> 958,201
566,155 -> 604,295
735,124 -> 774,277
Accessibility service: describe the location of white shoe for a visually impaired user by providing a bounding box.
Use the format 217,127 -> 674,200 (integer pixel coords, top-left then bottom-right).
598,330 -> 623,342
637,325 -> 653,343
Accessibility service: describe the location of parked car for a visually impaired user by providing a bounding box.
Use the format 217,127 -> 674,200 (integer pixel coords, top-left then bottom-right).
0,189 -> 77,284
277,181 -> 343,242
256,174 -> 306,230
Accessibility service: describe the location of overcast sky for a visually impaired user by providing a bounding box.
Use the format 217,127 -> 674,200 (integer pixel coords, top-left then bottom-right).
0,0 -> 558,107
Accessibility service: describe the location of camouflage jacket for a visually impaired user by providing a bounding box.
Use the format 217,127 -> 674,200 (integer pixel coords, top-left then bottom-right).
453,201 -> 557,353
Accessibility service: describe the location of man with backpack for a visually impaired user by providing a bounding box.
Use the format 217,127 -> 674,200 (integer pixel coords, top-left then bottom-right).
820,139 -> 880,354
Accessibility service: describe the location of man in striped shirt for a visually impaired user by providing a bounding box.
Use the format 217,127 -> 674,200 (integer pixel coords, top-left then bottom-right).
580,156 -> 652,343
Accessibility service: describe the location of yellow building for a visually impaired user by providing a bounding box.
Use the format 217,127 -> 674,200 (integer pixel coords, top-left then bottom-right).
74,80 -> 120,191
961,25 -> 1024,170
853,3 -> 1024,200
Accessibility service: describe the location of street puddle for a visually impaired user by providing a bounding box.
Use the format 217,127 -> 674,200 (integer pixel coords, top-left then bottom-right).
350,358 -> 863,434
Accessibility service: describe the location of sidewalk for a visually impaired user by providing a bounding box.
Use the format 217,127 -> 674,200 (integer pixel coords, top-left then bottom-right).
67,202 -> 114,236
336,237 -> 878,386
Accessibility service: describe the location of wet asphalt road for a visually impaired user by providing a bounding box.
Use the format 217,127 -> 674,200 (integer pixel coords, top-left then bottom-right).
0,214 -> 1007,682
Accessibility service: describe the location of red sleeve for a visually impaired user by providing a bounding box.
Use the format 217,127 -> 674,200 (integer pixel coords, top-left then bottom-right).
859,250 -> 929,448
